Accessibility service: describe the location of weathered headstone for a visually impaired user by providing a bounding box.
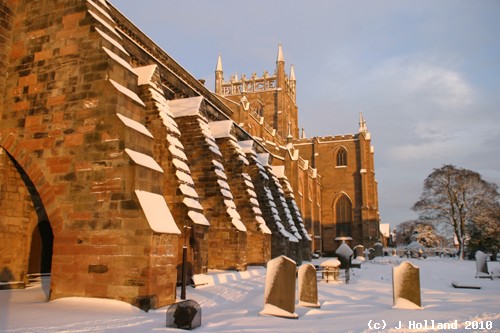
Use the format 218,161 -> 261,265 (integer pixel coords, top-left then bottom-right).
392,261 -> 422,309
166,300 -> 202,330
260,255 -> 298,318
320,259 -> 341,282
374,243 -> 383,257
298,263 -> 320,308
475,250 -> 491,278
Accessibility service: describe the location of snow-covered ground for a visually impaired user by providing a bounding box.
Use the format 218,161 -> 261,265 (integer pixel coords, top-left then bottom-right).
1,257 -> 499,333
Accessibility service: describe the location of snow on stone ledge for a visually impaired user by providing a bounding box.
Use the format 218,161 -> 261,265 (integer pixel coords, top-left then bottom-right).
135,190 -> 180,234
169,96 -> 204,118
256,153 -> 270,166
125,148 -> 163,173
116,113 -> 153,138
271,165 -> 286,178
133,64 -> 158,86
209,120 -> 233,138
188,210 -> 210,226
109,79 -> 145,106
238,140 -> 255,154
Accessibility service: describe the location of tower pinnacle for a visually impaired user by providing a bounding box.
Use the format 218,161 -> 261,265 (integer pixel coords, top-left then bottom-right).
290,65 -> 296,81
277,43 -> 284,63
216,53 -> 223,72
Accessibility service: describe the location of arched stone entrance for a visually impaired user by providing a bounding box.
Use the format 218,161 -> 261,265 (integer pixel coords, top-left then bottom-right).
0,147 -> 54,287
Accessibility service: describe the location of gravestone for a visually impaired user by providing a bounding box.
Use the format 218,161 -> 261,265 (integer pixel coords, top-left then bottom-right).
368,248 -> 375,260
353,245 -> 365,259
475,250 -> 491,278
392,261 -> 422,309
260,255 -> 298,318
320,259 -> 341,282
374,243 -> 383,257
298,263 -> 320,308
166,300 -> 202,330
335,243 -> 353,269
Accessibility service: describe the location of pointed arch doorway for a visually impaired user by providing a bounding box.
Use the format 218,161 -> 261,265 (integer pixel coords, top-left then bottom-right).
0,148 -> 53,286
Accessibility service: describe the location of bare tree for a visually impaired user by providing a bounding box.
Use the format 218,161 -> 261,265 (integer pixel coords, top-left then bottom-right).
412,165 -> 499,260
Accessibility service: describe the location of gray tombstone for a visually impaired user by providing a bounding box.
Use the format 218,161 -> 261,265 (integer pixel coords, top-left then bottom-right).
298,263 -> 320,308
374,243 -> 383,257
166,300 -> 201,330
392,261 -> 422,309
475,250 -> 491,278
260,255 -> 298,318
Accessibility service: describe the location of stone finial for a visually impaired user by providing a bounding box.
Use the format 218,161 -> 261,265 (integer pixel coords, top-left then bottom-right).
277,43 -> 284,63
290,65 -> 296,81
216,54 -> 223,72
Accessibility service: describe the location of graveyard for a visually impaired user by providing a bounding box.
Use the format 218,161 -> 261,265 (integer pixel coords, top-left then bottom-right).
1,256 -> 499,332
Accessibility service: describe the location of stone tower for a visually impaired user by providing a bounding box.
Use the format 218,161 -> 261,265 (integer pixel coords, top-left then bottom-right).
215,44 -> 299,140
215,46 -> 380,255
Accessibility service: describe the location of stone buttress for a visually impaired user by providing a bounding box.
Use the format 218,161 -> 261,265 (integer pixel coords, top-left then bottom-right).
209,120 -> 272,265
134,64 -> 210,281
0,0 -> 181,310
170,97 -> 248,271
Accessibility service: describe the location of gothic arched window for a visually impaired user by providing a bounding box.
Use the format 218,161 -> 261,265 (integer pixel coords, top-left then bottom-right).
336,148 -> 347,166
335,194 -> 353,236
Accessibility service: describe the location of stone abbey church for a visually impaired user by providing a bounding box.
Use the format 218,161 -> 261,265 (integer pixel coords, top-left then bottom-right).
0,0 -> 379,309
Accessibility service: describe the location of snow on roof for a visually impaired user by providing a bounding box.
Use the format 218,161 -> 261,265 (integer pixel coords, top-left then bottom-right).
176,170 -> 194,185
244,180 -> 254,189
231,218 -> 247,232
271,165 -> 285,178
167,134 -> 183,148
95,27 -> 129,55
88,10 -> 121,39
96,0 -> 110,9
168,145 -> 188,160
135,190 -> 180,234
116,113 -> 153,138
212,160 -> 224,170
246,189 -> 257,198
172,158 -> 190,172
209,120 -> 233,138
221,188 -> 233,199
252,207 -> 262,215
169,96 -> 204,118
183,197 -> 203,211
87,0 -> 113,21
217,179 -> 230,190
238,140 -> 255,154
133,65 -> 158,86
179,184 -> 198,198
102,47 -> 135,73
214,168 -> 227,180
224,199 -> 236,209
256,153 -> 270,166
227,206 -> 241,220
188,210 -> 210,226
125,148 -> 163,173
109,79 -> 145,106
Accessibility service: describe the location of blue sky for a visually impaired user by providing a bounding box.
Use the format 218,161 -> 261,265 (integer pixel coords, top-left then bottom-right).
110,0 -> 500,227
